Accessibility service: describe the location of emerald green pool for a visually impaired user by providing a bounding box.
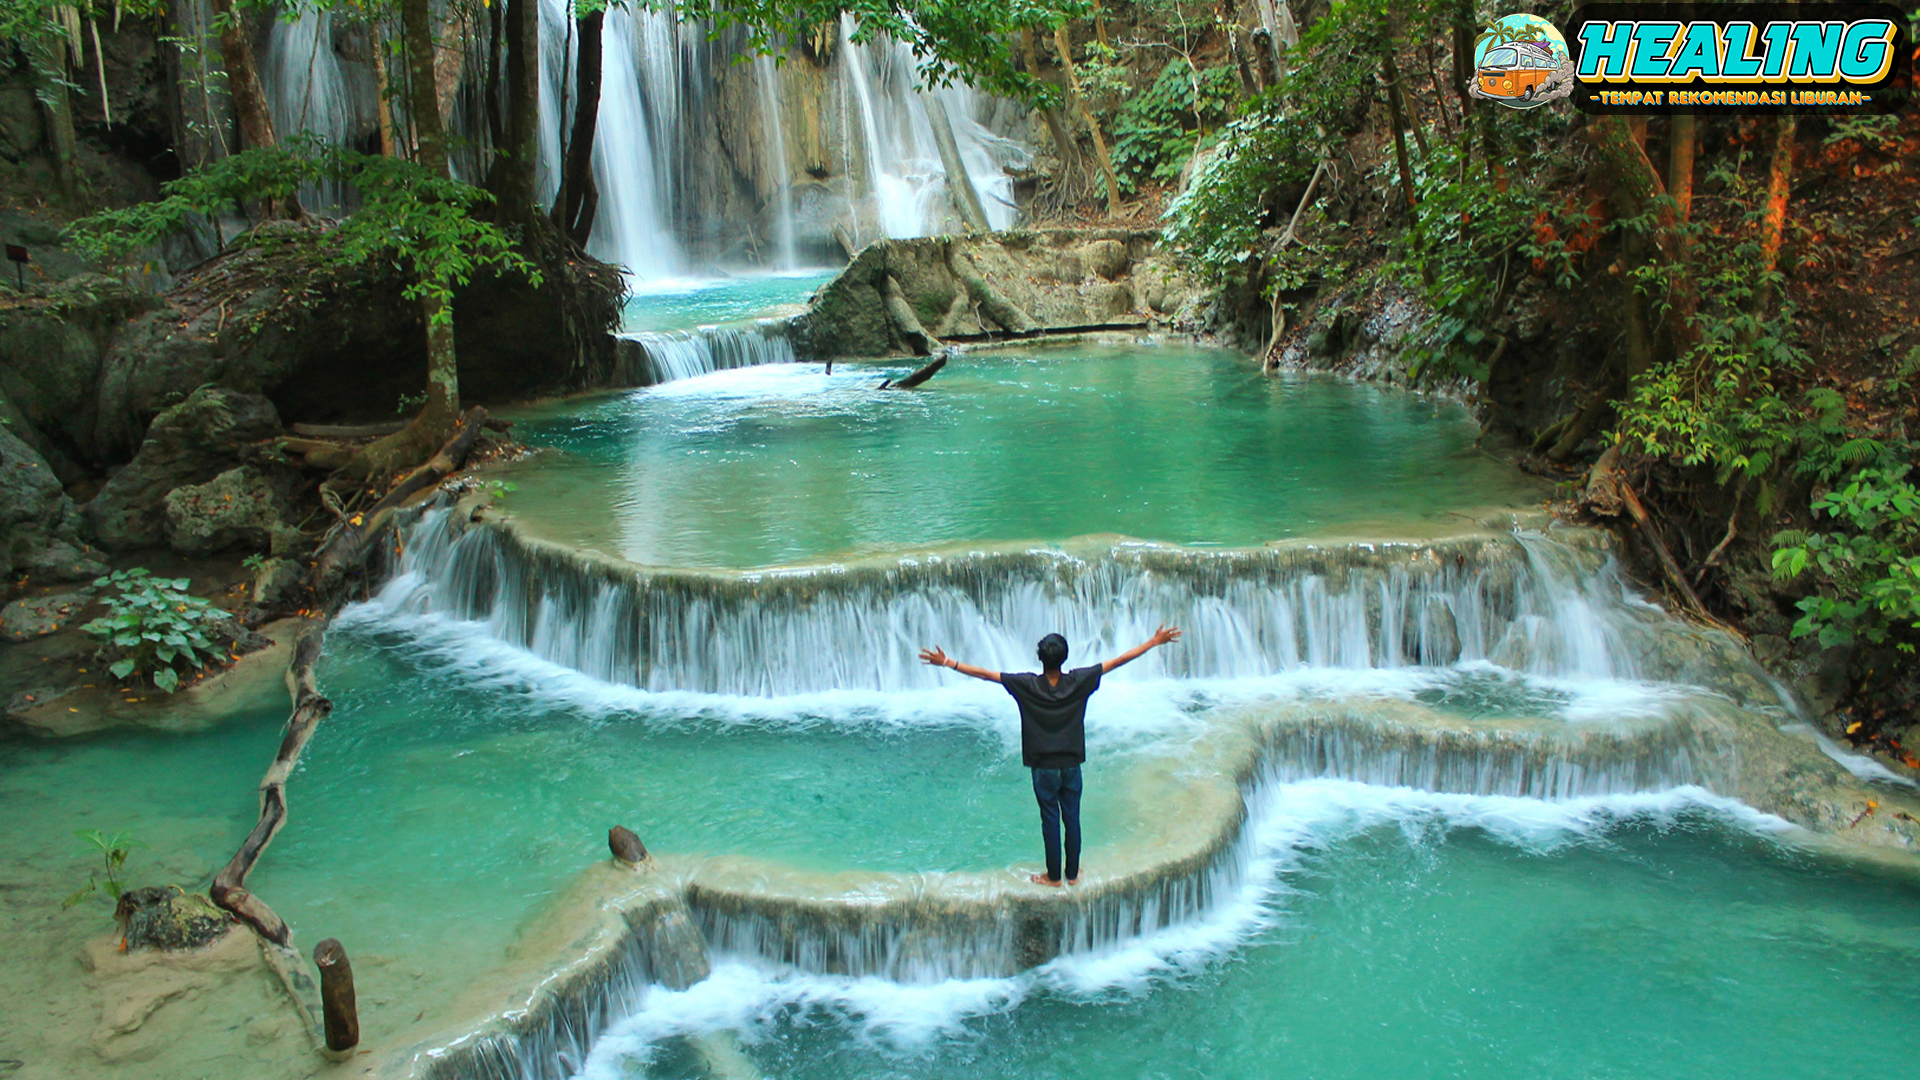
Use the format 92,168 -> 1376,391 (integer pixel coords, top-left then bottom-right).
500,344 -> 1546,568
620,271 -> 835,333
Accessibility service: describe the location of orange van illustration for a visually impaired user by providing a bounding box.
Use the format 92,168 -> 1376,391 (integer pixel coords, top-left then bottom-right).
1477,41 -> 1561,101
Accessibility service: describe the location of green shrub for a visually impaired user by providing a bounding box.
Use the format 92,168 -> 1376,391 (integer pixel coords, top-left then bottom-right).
63,829 -> 145,909
1773,469 -> 1920,651
1108,60 -> 1237,195
81,569 -> 230,693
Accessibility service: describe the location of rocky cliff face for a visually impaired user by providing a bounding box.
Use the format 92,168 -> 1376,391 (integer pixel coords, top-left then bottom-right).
797,230 -> 1206,359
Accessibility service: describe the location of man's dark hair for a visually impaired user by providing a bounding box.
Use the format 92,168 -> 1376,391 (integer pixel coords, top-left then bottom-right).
1037,633 -> 1069,668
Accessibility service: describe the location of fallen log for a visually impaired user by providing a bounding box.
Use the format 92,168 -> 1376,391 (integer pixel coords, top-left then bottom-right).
309,407 -> 489,607
291,421 -> 408,439
211,625 -> 330,945
881,354 -> 948,391
1620,483 -> 1709,620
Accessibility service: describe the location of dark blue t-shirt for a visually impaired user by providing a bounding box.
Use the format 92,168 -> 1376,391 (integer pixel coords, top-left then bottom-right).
1000,665 -> 1103,768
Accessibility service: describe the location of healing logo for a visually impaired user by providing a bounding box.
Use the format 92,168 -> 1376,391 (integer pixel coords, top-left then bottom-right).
1469,14 -> 1575,109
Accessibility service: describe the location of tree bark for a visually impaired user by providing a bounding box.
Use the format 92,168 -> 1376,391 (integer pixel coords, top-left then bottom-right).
1382,49 -> 1419,210
1756,115 -> 1796,279
921,92 -> 992,232
492,0 -> 541,220
553,8 -> 604,245
401,0 -> 451,178
209,0 -> 277,155
1054,25 -> 1121,217
1667,114 -> 1694,224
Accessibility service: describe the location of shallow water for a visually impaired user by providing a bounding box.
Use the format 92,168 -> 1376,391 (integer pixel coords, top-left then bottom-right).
499,345 -> 1547,568
620,272 -> 837,334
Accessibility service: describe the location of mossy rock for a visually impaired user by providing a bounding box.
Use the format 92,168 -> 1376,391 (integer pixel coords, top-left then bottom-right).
114,886 -> 230,951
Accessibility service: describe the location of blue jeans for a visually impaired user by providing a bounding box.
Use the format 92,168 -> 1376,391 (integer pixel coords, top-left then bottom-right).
1031,766 -> 1083,882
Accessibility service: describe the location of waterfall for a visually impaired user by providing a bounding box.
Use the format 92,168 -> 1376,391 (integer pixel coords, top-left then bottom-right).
754,55 -> 799,270
262,10 -> 362,211
529,4 -> 1025,278
370,512 -> 1774,701
612,319 -> 799,385
835,15 -> 1023,246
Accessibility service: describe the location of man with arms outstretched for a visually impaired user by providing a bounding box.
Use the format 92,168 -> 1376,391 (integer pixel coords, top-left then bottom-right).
920,626 -> 1182,887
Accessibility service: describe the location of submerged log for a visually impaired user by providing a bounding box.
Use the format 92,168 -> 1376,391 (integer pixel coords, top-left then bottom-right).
313,938 -> 359,1056
881,354 -> 948,391
609,825 -> 649,865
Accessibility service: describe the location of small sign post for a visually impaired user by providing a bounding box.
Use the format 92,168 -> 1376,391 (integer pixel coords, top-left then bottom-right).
4,244 -> 26,289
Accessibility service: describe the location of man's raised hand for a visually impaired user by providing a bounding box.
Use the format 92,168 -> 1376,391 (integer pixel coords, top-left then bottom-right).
919,646 -> 952,669
1149,624 -> 1182,648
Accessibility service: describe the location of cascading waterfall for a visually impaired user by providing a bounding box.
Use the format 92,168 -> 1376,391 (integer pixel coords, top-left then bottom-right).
612,320 -> 799,385
534,1 -> 1023,277
834,15 -> 1023,246
371,510 -> 1759,699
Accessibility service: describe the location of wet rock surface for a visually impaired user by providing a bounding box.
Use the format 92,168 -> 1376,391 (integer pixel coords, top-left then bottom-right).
82,388 -> 281,552
0,592 -> 93,643
799,231 -> 1204,359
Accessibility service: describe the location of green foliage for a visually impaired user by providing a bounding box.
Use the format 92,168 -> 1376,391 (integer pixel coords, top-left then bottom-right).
1107,60 -> 1236,194
673,0 -> 1086,102
1773,469 -> 1920,651
66,136 -> 540,319
80,569 -> 229,694
1163,0 -> 1389,283
1391,136 -> 1584,383
63,829 -> 146,909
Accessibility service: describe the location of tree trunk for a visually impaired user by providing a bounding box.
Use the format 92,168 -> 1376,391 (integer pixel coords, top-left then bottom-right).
1756,115 -> 1796,279
553,8 -> 604,244
484,0 -> 504,150
209,0 -> 277,154
1054,25 -> 1120,217
922,92 -> 993,232
27,30 -> 81,198
398,0 -> 459,448
372,35 -> 396,156
1021,28 -> 1084,200
1667,114 -> 1694,223
492,0 -> 541,220
1382,49 -> 1418,211
401,0 -> 450,177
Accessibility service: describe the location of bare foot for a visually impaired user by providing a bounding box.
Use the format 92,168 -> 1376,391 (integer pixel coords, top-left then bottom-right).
1067,876 -> 1080,886
1029,873 -> 1064,887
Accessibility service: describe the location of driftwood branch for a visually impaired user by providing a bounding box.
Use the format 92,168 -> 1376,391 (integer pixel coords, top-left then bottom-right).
211,625 -> 331,944
946,243 -> 1037,333
880,354 -> 948,390
1620,483 -> 1709,619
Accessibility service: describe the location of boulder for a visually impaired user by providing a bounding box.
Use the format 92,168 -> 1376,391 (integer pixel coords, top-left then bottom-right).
0,591 -> 93,643
1080,239 -> 1130,281
0,419 -> 80,577
114,886 -> 231,951
83,388 -> 281,551
164,466 -> 293,558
